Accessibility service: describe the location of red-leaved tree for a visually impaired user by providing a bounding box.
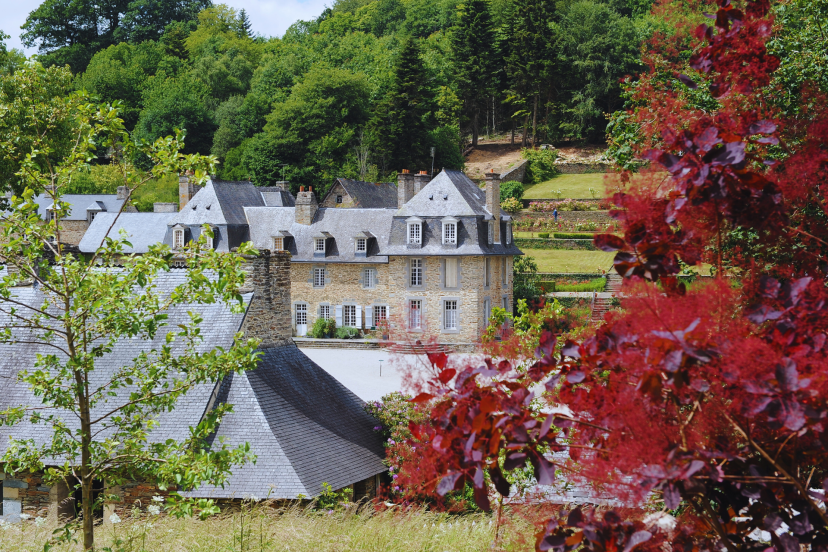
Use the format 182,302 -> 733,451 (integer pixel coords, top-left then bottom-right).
398,1 -> 828,551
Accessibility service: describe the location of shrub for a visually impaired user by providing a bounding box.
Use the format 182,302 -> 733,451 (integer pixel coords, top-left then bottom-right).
335,326 -> 359,339
522,148 -> 560,184
500,180 -> 523,201
554,232 -> 597,239
555,278 -> 606,292
500,197 -> 522,214
310,317 -> 336,338
538,232 -> 550,238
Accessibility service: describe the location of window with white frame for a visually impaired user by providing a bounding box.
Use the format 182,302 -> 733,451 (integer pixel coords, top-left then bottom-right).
442,221 -> 456,244
356,238 -> 367,253
506,223 -> 512,244
313,267 -> 326,288
314,237 -> 326,253
49,210 -> 58,222
343,304 -> 357,327
409,299 -> 422,329
484,257 -> 491,287
444,300 -> 458,330
320,304 -> 330,320
445,258 -> 458,288
295,303 -> 308,325
89,211 -> 98,222
273,236 -> 284,251
363,268 -> 377,289
373,305 -> 387,324
408,222 -> 422,244
205,233 -> 214,250
410,258 -> 423,287
488,221 -> 494,244
173,228 -> 185,249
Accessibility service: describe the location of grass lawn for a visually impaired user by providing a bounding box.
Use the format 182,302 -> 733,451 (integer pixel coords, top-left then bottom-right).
522,248 -> 615,273
523,173 -> 607,199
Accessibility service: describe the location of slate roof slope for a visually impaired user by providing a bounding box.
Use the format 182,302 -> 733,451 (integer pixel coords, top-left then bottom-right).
327,179 -> 398,209
244,207 -> 396,263
259,187 -> 296,207
395,170 -> 490,218
33,194 -> 126,221
187,345 -> 386,499
0,271 -> 248,457
79,212 -> 177,253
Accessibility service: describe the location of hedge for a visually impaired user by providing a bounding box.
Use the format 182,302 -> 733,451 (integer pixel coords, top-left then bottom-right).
553,232 -> 597,240
514,238 -> 598,251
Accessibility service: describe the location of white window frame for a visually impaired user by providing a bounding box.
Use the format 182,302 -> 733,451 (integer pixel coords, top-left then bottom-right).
295,303 -> 308,326
442,221 -> 457,245
89,211 -> 98,222
444,300 -> 458,330
314,237 -> 326,253
363,268 -> 377,289
320,304 -> 331,320
173,228 -> 185,249
273,236 -> 284,251
408,222 -> 422,245
506,223 -> 512,245
409,299 -> 422,329
356,238 -> 367,253
343,304 -> 357,327
313,267 -> 326,288
410,258 -> 423,287
205,234 -> 213,250
444,257 -> 459,289
488,221 -> 494,245
373,305 -> 388,324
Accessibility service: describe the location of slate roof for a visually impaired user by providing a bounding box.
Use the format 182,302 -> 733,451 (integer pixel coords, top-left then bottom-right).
325,179 -> 398,209
79,212 -> 177,253
259,187 -> 296,207
245,207 -> 395,263
169,180 -> 295,226
395,170 -> 490,218
33,194 -> 127,221
0,272 -> 385,498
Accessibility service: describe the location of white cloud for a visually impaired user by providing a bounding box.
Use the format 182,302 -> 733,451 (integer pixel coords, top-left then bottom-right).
0,0 -> 330,55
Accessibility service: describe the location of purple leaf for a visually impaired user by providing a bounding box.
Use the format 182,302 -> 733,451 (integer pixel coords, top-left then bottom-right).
710,142 -> 746,166
678,74 -> 698,89
749,120 -> 777,135
745,304 -> 783,324
473,484 -> 491,512
504,452 -> 527,471
624,531 -> 653,552
694,127 -> 720,151
759,276 -> 781,298
567,507 -> 584,527
567,370 -> 586,383
562,340 -> 581,359
595,233 -> 626,252
539,535 -> 566,551
490,466 -> 512,497
782,277 -> 812,308
663,483 -> 681,509
776,360 -> 800,392
436,472 -> 461,496
529,451 -> 556,486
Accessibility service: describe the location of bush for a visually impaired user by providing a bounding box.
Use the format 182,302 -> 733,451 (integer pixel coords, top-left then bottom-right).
554,232 -> 597,239
500,180 -> 524,201
538,232 -> 550,238
554,278 -> 606,292
522,148 -> 559,184
500,197 -> 522,214
335,326 -> 360,339
310,317 -> 336,338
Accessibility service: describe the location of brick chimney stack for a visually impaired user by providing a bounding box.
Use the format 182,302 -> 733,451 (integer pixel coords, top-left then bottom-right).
414,171 -> 430,195
397,169 -> 416,208
485,170 -> 501,244
117,186 -> 129,200
239,250 -> 293,348
295,186 -> 318,225
178,172 -> 204,211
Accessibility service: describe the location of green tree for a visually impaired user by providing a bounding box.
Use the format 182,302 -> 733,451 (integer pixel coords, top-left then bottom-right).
238,8 -> 253,37
0,31 -> 25,75
369,36 -> 435,174
0,60 -> 258,551
451,0 -> 499,146
118,0 -> 212,43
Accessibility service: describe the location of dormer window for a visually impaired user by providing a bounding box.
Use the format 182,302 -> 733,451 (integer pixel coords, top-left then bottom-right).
204,227 -> 214,250
488,221 -> 494,245
442,217 -> 457,245
273,236 -> 284,251
506,223 -> 512,245
407,217 -> 422,245
315,238 -> 325,253
173,227 -> 185,249
336,195 -> 343,204
356,238 -> 366,253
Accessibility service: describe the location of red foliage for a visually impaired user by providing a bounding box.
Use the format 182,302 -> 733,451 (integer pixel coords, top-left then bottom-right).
398,1 -> 828,551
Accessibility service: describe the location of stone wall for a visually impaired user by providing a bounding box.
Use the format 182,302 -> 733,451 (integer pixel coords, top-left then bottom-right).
289,255 -> 513,344
1,471 -> 72,523
501,159 -> 528,183
556,163 -> 610,174
240,251 -> 293,348
320,182 -> 356,208
517,210 -> 614,223
58,220 -> 90,246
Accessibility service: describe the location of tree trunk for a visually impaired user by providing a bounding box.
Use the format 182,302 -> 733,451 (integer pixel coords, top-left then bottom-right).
531,93 -> 539,149
71,330 -> 95,550
472,105 -> 479,147
522,114 -> 529,147
511,120 -> 515,145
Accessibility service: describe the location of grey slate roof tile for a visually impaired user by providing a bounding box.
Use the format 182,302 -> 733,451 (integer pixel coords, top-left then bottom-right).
325,179 -> 398,209
33,194 -> 127,221
79,212 -> 177,253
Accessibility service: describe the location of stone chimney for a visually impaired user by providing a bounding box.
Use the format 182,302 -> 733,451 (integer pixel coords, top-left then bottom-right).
295,186 -> 318,225
485,170 -> 501,244
239,250 -> 292,348
116,186 -> 129,200
414,171 -> 430,195
178,173 -> 203,211
153,202 -> 178,213
397,169 -> 416,208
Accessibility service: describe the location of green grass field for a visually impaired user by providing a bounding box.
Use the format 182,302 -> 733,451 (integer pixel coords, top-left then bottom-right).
522,248 -> 615,273
523,173 -> 607,199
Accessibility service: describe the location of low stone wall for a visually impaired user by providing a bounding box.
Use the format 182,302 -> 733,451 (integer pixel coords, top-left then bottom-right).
517,210 -> 614,223
514,238 -> 598,251
501,159 -> 528,183
556,163 -> 611,174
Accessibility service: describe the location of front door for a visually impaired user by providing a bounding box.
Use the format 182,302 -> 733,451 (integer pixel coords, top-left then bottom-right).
296,303 -> 308,336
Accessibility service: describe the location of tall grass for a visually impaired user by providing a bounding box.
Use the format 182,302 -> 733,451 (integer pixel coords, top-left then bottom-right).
0,504 -> 536,551
132,174 -> 178,212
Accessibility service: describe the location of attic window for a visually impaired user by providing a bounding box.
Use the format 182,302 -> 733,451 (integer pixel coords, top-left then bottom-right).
204,228 -> 214,250
173,228 -> 185,249
314,237 -> 326,253
273,236 -> 284,251
506,223 -> 512,245
488,221 -> 494,245
355,238 -> 367,253
89,211 -> 98,222
336,195 -> 343,204
407,221 -> 422,245
442,219 -> 457,245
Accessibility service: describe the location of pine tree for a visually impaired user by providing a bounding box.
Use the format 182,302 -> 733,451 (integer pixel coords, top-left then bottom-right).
369,36 -> 434,174
451,0 -> 498,147
238,9 -> 252,37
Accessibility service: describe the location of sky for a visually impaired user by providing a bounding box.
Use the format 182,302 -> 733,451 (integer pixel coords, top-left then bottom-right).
1,0 -> 330,55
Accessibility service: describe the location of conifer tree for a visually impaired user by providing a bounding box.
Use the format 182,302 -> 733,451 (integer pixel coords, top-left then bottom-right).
369,35 -> 434,174
238,9 -> 252,37
451,0 -> 498,147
